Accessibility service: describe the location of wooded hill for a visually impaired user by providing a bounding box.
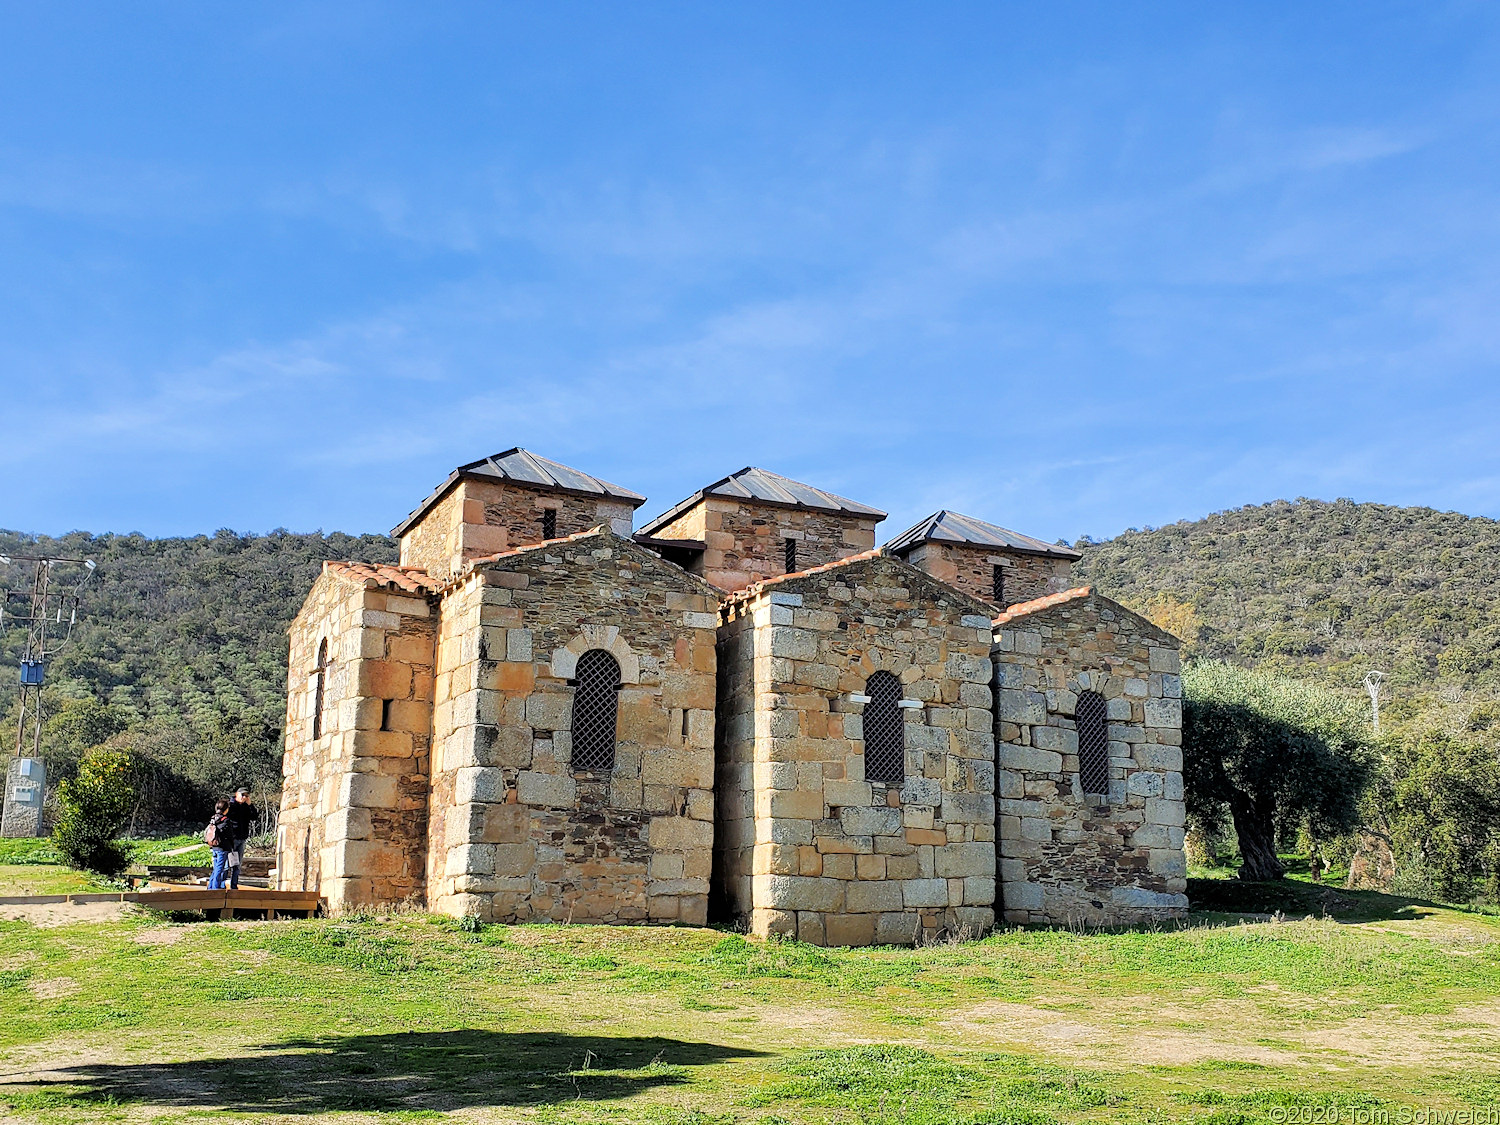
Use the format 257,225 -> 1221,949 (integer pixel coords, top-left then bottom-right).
1075,498 -> 1500,696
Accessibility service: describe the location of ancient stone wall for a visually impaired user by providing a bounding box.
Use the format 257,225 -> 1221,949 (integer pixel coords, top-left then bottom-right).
425,529 -> 720,925
653,498 -> 878,592
903,542 -> 1072,609
716,554 -> 997,945
991,589 -> 1187,925
277,565 -> 436,911
400,480 -> 636,582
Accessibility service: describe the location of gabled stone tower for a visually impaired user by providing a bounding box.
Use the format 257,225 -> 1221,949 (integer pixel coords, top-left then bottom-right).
885,510 -> 1081,610
714,552 -> 999,944
635,466 -> 885,591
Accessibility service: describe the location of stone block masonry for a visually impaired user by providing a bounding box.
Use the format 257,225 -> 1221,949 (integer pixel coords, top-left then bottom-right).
279,451 -> 1190,942
991,587 -> 1187,926
716,552 -> 999,945
426,528 -> 721,926
277,562 -> 437,912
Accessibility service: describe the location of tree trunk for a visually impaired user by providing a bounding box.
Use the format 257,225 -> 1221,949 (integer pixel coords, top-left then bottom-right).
1227,791 -> 1285,881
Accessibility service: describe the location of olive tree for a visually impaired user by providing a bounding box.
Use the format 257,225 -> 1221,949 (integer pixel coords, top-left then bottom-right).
1183,661 -> 1372,881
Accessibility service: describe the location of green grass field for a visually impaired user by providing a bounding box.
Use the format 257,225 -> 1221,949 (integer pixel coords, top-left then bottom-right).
0,866 -> 1496,1124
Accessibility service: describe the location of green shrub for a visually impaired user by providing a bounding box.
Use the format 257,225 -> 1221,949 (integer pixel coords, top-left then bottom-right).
51,747 -> 136,877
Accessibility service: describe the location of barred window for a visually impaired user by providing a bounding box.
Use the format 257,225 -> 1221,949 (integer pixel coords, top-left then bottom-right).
992,564 -> 1005,606
542,508 -> 557,540
569,649 -> 621,772
784,537 -> 797,574
312,638 -> 328,741
1077,690 -> 1109,795
862,670 -> 905,785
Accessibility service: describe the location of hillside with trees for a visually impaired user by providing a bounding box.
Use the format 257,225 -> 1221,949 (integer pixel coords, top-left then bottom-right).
1076,497 -> 1500,694
0,528 -> 396,827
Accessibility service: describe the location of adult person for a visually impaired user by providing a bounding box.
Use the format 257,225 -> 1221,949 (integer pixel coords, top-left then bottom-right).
205,799 -> 233,890
225,787 -> 257,890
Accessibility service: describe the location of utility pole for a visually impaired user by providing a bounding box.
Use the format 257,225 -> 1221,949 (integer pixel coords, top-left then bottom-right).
1363,670 -> 1386,735
1,553 -> 96,836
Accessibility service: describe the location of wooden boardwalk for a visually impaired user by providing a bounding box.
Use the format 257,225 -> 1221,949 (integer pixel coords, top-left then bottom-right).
0,887 -> 321,919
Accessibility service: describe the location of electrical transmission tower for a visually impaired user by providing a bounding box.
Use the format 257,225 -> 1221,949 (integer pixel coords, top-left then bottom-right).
1,554 -> 96,835
1363,670 -> 1386,734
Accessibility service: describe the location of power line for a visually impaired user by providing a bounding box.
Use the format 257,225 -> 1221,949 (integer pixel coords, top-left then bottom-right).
1,554 -> 97,760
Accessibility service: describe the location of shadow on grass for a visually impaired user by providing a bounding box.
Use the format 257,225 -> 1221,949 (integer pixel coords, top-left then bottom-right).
1187,877 -> 1445,923
2,1029 -> 766,1115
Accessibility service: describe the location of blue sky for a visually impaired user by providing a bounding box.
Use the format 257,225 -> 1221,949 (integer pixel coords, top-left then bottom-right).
3,3 -> 1499,545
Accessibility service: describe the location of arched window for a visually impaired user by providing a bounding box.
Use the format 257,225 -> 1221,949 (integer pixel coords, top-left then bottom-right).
570,649 -> 621,772
312,638 -> 329,741
862,670 -> 905,785
1076,690 -> 1109,795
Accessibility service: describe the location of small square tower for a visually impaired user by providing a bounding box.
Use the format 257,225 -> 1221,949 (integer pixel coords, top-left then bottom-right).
636,467 -> 885,592
885,511 -> 1081,610
394,449 -> 645,582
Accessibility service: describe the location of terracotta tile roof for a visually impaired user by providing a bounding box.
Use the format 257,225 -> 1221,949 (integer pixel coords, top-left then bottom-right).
724,549 -> 885,604
991,586 -> 1094,626
325,561 -> 437,595
461,526 -> 606,571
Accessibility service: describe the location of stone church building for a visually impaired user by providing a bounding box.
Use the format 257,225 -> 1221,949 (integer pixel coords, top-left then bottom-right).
278,449 -> 1187,941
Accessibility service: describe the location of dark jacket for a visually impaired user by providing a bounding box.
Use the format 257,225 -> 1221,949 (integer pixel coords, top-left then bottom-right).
225,800 -> 256,840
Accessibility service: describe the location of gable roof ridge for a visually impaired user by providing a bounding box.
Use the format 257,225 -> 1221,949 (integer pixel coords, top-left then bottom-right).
724,547 -> 996,619
991,586 -> 1093,626
992,586 -> 1181,645
437,524 -> 723,598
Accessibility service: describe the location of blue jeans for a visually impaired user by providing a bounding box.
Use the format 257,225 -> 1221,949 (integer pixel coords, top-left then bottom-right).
208,848 -> 229,889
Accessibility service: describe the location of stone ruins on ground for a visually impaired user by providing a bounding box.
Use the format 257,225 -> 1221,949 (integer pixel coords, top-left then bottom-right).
277,450 -> 1187,942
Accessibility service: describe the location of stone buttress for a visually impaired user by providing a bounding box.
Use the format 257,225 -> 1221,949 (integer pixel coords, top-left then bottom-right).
276,563 -> 437,910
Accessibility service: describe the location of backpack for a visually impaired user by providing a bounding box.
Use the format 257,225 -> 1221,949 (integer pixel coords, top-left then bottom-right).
204,817 -> 228,850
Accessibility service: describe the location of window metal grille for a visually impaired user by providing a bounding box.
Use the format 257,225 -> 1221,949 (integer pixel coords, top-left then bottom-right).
312,639 -> 328,741
992,564 -> 1005,606
1076,690 -> 1110,795
542,508 -> 557,540
863,670 -> 905,784
784,537 -> 797,573
569,649 -> 621,772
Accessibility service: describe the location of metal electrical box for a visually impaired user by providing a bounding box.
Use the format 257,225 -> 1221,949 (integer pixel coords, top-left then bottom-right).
1,757 -> 46,837
18,661 -> 44,686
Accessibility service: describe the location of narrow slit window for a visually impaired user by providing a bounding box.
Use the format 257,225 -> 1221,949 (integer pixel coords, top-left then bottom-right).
862,670 -> 905,785
784,537 -> 797,573
542,508 -> 557,540
312,638 -> 328,740
570,649 -> 621,772
1077,690 -> 1110,795
380,699 -> 394,732
992,564 -> 1005,606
